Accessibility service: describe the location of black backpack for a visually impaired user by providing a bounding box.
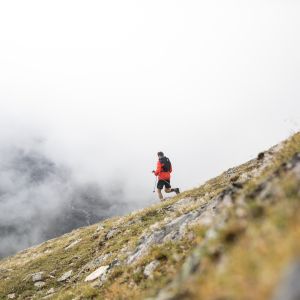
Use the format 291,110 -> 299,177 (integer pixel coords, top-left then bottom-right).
159,157 -> 171,172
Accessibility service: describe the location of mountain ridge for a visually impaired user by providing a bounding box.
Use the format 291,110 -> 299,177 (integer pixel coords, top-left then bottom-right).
1,132 -> 300,300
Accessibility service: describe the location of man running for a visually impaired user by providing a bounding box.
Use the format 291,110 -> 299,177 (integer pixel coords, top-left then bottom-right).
152,151 -> 180,201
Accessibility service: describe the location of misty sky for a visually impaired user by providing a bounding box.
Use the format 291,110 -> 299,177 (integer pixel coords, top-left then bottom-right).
0,0 -> 300,204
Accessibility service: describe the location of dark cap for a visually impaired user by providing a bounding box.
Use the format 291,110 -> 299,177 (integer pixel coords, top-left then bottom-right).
157,151 -> 164,157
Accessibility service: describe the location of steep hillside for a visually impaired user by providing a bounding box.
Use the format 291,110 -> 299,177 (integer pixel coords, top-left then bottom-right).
1,133 -> 300,300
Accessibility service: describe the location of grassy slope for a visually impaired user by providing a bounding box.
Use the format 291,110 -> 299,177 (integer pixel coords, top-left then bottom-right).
0,132 -> 299,300
178,135 -> 300,300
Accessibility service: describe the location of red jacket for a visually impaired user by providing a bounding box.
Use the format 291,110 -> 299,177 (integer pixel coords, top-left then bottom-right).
154,159 -> 172,180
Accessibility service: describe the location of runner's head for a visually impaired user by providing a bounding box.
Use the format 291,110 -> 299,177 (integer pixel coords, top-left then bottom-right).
157,151 -> 164,158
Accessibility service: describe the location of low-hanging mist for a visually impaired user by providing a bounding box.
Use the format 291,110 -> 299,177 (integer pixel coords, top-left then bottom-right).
0,142 -> 134,258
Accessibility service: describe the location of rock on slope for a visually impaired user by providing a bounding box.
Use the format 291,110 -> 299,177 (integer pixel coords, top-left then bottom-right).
0,133 -> 300,300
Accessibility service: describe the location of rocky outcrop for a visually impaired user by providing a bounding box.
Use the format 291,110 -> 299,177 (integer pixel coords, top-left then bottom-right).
57,270 -> 73,282
64,239 -> 82,251
32,272 -> 44,282
273,260 -> 300,300
84,265 -> 110,282
150,152 -> 300,300
144,260 -> 160,279
127,209 -> 203,264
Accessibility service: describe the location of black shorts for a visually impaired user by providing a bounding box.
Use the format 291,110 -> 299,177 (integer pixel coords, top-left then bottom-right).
157,179 -> 171,190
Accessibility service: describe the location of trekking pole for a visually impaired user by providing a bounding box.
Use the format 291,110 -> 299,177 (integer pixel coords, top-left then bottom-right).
153,176 -> 158,193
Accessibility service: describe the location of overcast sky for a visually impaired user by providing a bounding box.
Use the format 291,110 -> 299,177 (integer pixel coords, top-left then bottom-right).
0,0 -> 300,204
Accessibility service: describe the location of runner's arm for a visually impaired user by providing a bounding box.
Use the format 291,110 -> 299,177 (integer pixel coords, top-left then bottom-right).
154,161 -> 162,176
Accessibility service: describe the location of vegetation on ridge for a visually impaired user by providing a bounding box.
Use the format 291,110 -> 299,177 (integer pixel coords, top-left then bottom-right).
0,132 -> 300,300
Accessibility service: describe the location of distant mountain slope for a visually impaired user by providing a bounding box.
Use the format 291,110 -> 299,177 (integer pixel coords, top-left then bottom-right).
0,146 -> 128,259
0,132 -> 300,300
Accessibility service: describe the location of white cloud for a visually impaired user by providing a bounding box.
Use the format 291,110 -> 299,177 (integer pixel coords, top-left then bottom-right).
0,1 -> 299,205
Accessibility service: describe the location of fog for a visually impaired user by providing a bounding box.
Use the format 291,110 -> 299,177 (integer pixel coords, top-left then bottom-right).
0,0 -> 300,257
0,140 -> 132,257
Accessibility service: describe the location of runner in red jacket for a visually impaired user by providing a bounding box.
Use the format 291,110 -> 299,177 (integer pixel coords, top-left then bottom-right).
152,152 -> 180,201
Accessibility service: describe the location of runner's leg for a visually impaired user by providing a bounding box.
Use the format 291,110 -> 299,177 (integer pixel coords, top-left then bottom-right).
164,180 -> 175,193
157,189 -> 164,201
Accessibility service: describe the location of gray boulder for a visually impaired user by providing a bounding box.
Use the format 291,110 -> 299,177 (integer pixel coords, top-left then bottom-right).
32,272 -> 44,282
84,265 -> 109,282
57,270 -> 73,282
144,260 -> 160,278
34,281 -> 46,289
273,260 -> 300,300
